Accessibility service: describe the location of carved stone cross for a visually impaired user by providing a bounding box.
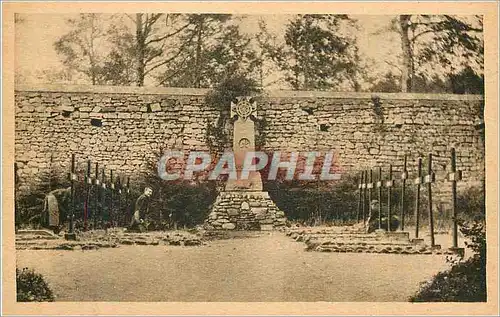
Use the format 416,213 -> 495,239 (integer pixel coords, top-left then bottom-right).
225,97 -> 263,191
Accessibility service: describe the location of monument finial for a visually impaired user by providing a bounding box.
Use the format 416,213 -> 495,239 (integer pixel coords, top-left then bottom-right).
231,97 -> 257,121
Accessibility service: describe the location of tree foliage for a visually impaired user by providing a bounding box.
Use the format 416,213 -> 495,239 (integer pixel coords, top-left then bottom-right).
157,14 -> 258,88
410,220 -> 486,302
262,15 -> 361,91
396,15 -> 483,93
49,13 -> 483,94
54,14 -> 109,85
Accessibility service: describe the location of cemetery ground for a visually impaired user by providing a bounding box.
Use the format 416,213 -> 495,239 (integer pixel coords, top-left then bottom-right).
16,227 -> 465,302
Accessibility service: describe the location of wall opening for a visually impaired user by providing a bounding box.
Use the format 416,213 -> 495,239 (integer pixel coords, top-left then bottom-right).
302,107 -> 314,115
90,118 -> 103,127
319,124 -> 330,132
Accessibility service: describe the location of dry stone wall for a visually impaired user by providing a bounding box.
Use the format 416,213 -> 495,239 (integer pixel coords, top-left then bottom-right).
15,85 -> 484,203
15,85 -> 216,193
255,91 -> 485,202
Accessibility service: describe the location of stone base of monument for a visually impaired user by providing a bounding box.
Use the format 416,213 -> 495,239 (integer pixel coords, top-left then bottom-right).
205,191 -> 286,230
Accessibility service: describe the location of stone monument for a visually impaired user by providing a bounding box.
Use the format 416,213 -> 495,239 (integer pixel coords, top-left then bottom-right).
205,97 -> 286,230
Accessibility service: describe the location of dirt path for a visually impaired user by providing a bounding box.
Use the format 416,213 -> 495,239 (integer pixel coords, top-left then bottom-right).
16,232 -> 451,302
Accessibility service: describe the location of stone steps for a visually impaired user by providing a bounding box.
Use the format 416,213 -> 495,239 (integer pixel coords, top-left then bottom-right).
286,228 -> 365,236
295,233 -> 411,242
16,235 -> 60,241
306,239 -> 416,247
308,240 -> 455,255
16,241 -> 119,250
286,226 -> 464,256
16,229 -> 58,237
15,230 -> 206,250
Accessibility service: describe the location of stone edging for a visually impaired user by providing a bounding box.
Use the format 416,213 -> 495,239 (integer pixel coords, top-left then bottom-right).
15,84 -> 484,101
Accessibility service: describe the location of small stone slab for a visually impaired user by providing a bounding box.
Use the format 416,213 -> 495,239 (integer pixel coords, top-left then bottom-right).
260,224 -> 274,231
81,244 -> 99,250
16,235 -> 59,240
55,244 -> 74,250
411,238 -> 425,245
184,239 -> 202,246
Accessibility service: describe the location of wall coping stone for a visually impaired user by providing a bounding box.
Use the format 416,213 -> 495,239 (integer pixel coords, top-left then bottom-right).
15,84 -> 484,101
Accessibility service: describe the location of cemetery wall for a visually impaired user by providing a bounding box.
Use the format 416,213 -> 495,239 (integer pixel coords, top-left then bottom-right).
15,85 -> 484,202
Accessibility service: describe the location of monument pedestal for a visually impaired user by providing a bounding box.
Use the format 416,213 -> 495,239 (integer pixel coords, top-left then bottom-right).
205,97 -> 286,230
205,191 -> 286,230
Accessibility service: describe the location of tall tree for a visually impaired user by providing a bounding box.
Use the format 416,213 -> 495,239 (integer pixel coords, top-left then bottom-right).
157,14 -> 258,88
132,13 -> 189,86
264,14 -> 361,91
102,13 -> 189,86
54,14 -> 108,85
254,19 -> 286,88
399,15 -> 413,93
396,15 -> 483,92
55,13 -> 190,86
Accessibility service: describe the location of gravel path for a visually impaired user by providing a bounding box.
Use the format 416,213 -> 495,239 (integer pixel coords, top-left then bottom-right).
16,232 -> 451,302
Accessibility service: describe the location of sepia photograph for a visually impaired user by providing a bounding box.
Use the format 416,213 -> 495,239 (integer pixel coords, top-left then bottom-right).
2,1 -> 499,316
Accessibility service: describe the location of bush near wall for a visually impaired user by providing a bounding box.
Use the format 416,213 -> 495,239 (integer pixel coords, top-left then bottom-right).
141,150 -> 218,229
15,167 -> 70,228
410,220 -> 486,302
16,268 -> 55,302
264,172 -> 359,225
457,184 -> 485,222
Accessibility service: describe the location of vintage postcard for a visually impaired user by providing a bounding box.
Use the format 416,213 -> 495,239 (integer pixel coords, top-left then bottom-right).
2,1 -> 499,316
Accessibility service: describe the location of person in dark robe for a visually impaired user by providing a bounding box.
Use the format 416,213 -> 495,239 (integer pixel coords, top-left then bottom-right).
366,199 -> 400,233
129,187 -> 152,232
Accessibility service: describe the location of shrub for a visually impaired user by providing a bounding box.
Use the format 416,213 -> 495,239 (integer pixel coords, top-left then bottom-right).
457,184 -> 485,222
16,267 -> 55,302
142,149 -> 218,229
265,172 -> 359,225
205,74 -> 261,112
15,166 -> 70,228
410,220 -> 486,302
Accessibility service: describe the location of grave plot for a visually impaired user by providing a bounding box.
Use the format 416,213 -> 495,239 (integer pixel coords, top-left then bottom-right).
15,229 -> 206,250
284,149 -> 467,256
285,227 -> 463,256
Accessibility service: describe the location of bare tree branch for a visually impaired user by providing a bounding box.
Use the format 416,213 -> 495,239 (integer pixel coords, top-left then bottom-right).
144,31 -> 196,75
146,22 -> 190,45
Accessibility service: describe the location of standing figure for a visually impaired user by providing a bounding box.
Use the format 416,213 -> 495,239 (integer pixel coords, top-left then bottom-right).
129,187 -> 152,232
42,187 -> 71,234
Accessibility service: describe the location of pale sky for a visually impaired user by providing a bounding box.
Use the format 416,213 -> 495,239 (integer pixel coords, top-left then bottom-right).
14,14 -> 401,87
